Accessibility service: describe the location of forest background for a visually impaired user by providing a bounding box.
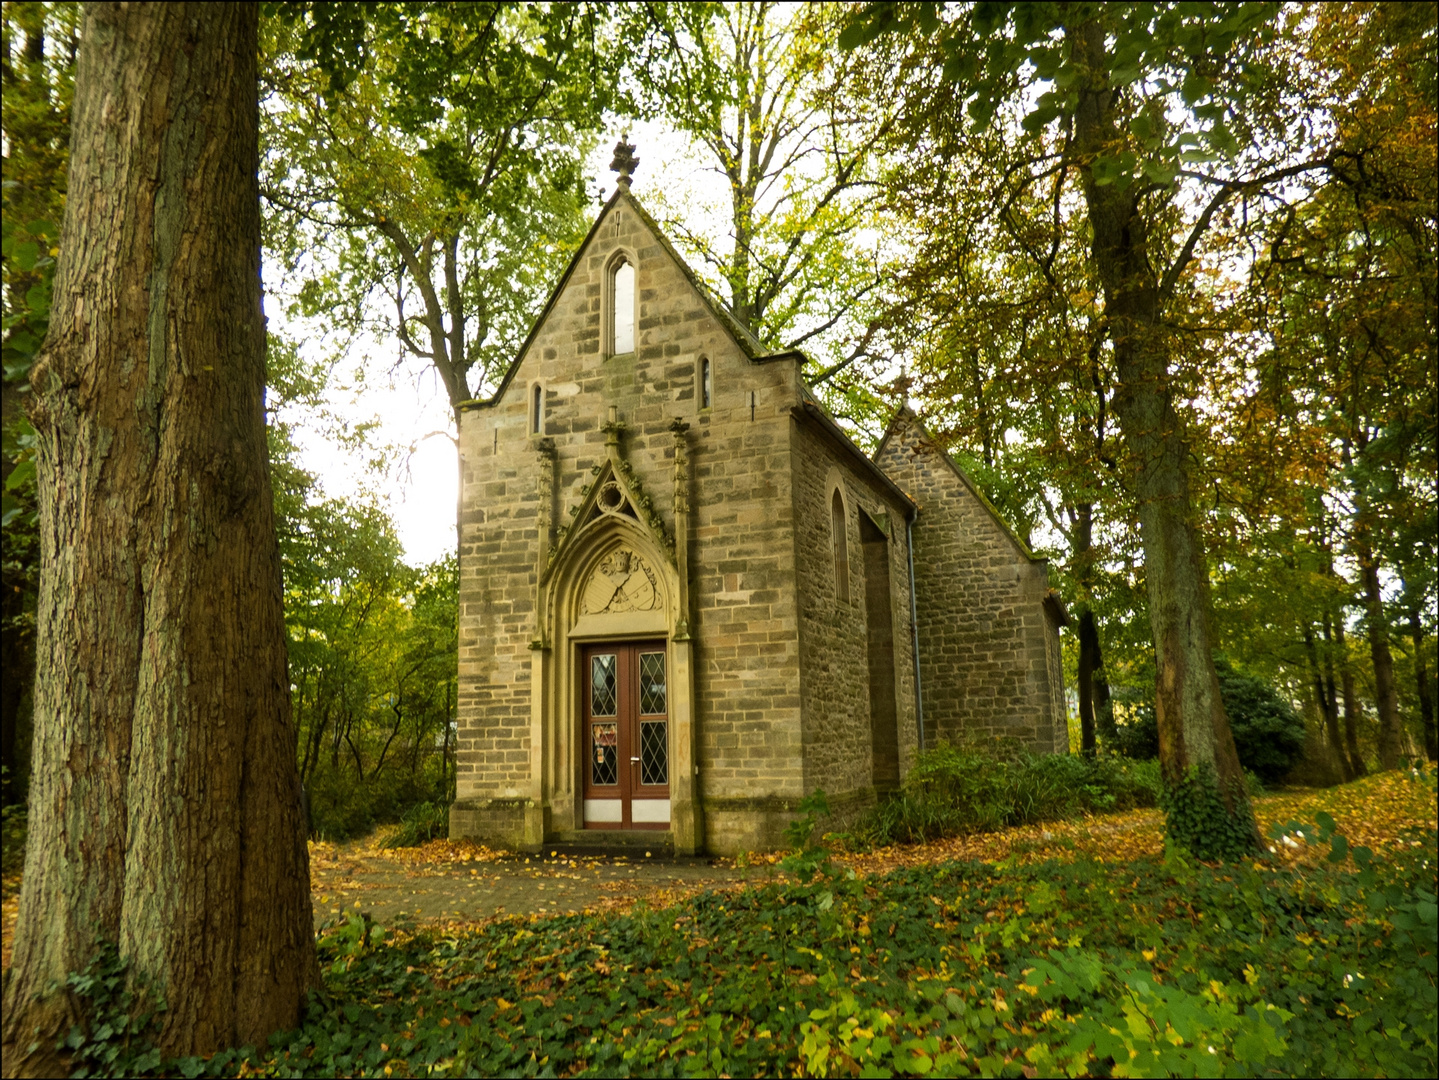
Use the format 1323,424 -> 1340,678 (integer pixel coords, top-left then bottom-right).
1,0 -> 1435,849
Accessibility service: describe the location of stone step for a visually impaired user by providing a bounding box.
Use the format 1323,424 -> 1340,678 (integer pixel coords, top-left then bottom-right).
538,830 -> 674,856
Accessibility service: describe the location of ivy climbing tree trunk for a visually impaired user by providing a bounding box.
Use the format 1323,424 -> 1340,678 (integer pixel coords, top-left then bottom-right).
1068,19 -> 1259,855
1,3 -> 318,1072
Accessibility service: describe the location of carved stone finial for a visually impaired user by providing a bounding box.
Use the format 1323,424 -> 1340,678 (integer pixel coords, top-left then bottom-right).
609,135 -> 638,190
602,405 -> 626,448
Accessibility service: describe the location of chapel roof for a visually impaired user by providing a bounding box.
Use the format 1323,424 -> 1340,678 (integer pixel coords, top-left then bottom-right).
874,405 -> 1042,563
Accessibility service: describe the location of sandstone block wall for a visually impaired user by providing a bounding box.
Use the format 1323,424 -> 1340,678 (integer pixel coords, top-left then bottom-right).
874,410 -> 1066,753
455,194 -> 809,846
790,418 -> 918,802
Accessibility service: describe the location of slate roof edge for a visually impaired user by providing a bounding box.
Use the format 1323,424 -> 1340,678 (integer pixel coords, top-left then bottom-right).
874,405 -> 1040,562
792,401 -> 916,520
456,189 -> 798,414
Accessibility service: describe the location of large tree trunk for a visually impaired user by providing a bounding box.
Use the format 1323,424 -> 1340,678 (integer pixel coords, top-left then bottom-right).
1319,614 -> 1356,781
1334,616 -> 1368,777
1354,536 -> 1403,768
1073,505 -> 1107,757
2,4 -> 318,1071
1409,607 -> 1437,762
1069,20 -> 1257,853
1305,624 -> 1351,781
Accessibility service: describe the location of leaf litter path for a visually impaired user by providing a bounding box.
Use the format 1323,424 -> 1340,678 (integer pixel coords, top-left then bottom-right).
3,770 -> 1433,969
308,770 -> 1434,931
307,841 -> 770,929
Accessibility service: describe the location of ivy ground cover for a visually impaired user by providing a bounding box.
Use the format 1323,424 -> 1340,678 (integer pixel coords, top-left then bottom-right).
54,772 -> 1439,1077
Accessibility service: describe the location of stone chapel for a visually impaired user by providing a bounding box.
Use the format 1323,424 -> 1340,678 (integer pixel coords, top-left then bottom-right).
449,148 -> 1068,856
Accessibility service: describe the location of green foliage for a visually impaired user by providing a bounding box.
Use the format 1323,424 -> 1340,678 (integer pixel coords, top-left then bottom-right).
260,2 -> 620,407
630,2 -> 896,430
1162,761 -> 1262,862
265,354 -> 459,838
780,788 -> 835,884
305,761 -> 446,843
86,801 -> 1439,1078
379,799 -> 449,849
1113,660 -> 1308,783
57,942 -> 164,1079
1215,658 -> 1308,783
859,742 -> 1163,846
1,797 -> 26,878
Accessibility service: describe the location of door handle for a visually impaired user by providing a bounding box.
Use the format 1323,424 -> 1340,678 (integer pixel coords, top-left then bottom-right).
630,756 -> 641,763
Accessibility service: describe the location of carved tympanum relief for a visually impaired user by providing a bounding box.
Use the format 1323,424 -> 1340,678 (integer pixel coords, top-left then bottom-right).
581,549 -> 660,614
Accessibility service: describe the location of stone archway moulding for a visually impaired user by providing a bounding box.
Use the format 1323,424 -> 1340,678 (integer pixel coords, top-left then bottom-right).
520,410 -> 702,854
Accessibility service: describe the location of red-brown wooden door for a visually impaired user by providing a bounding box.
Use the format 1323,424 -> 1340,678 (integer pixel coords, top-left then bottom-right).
582,642 -> 671,829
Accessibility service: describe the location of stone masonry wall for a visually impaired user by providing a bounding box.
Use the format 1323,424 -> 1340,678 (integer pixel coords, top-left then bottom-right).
874,410 -> 1065,752
790,419 -> 918,805
454,193 -> 806,849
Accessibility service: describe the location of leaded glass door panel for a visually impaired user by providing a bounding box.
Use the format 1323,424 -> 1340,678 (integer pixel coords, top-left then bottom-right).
582,642 -> 670,829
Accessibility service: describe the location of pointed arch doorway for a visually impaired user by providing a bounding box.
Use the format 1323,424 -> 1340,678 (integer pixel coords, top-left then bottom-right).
526,415 -> 702,853
581,641 -> 671,828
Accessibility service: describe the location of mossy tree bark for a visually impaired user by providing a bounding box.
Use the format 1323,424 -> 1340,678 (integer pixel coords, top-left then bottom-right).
1068,20 -> 1259,851
1,3 -> 318,1072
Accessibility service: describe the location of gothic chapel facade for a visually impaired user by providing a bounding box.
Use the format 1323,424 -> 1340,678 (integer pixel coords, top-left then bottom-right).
451,155 -> 1067,856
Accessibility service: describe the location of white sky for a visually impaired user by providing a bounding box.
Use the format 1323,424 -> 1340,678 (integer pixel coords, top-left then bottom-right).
267,120 -> 706,568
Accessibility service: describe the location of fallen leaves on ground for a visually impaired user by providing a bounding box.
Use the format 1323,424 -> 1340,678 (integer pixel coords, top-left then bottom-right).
3,770 -> 1435,976
834,768 -> 1436,880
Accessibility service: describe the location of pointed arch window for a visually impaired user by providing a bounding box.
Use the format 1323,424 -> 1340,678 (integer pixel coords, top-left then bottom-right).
831,488 -> 850,602
699,356 -> 712,410
612,258 -> 635,354
531,382 -> 544,435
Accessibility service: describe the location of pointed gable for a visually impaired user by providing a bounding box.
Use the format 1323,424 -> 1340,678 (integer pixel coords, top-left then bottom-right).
460,190 -> 791,415
874,405 -> 1035,561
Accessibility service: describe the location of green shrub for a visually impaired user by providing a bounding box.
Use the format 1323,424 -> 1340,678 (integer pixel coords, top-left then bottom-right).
1107,659 -> 1306,784
1161,761 -> 1263,861
1214,659 -> 1307,783
858,743 -> 1165,846
379,800 -> 449,848
304,761 -> 447,841
2,801 -> 26,878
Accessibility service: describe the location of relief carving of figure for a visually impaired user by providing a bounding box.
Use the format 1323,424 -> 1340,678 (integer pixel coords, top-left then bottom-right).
581,548 -> 659,614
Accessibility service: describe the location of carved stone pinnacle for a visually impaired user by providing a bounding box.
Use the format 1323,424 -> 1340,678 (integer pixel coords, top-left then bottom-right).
609,135 -> 638,190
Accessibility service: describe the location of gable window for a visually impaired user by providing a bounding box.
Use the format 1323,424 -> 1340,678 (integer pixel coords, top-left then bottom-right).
530,382 -> 544,435
612,258 -> 635,354
699,357 -> 712,410
831,488 -> 850,602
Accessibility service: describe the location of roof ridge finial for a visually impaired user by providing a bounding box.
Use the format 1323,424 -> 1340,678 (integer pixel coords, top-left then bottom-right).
609,134 -> 638,190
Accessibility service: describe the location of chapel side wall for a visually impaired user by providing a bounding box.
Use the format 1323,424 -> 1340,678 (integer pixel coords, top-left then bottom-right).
689,370 -> 806,854
454,198 -> 805,851
790,421 -> 918,812
875,420 -> 1062,750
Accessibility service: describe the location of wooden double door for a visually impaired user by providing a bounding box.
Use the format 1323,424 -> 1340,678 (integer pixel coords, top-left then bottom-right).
582,641 -> 671,829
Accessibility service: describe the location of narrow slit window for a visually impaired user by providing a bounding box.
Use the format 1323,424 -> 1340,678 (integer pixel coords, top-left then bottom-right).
531,383 -> 544,434
612,259 -> 635,354
700,357 -> 712,409
831,489 -> 850,602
